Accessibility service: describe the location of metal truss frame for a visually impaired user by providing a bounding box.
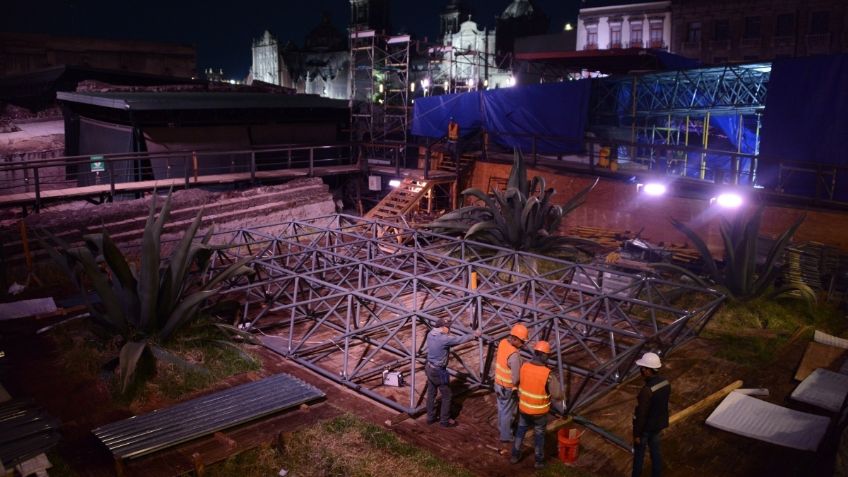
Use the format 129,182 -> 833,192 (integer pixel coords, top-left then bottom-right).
208,215 -> 725,416
591,63 -> 771,120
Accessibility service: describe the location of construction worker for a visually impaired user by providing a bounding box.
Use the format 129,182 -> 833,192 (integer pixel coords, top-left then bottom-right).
511,340 -> 563,469
426,318 -> 482,427
494,323 -> 529,453
632,352 -> 670,477
447,117 -> 460,143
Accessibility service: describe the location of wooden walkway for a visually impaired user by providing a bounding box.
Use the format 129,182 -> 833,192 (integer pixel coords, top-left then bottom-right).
0,164 -> 362,209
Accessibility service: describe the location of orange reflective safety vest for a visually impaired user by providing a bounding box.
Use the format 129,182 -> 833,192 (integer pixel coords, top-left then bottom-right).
495,339 -> 519,389
448,121 -> 460,141
518,362 -> 551,415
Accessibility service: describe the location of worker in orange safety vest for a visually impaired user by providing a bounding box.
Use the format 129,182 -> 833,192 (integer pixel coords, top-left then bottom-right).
447,117 -> 460,142
510,340 -> 563,469
494,323 -> 529,452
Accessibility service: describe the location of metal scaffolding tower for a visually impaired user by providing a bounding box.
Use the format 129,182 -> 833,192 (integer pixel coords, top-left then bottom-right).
350,29 -> 377,143
211,214 -> 725,416
380,35 -> 411,145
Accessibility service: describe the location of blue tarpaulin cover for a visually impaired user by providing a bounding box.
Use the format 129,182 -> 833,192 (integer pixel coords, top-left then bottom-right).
759,54 -> 848,200
412,80 -> 592,154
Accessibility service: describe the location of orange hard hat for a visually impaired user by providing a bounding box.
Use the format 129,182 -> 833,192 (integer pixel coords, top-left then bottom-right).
534,340 -> 551,354
510,324 -> 529,342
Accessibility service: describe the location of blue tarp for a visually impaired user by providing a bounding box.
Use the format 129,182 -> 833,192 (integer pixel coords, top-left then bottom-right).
759,54 -> 848,200
412,80 -> 592,154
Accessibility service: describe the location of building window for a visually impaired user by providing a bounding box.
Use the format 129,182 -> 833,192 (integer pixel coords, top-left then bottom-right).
586,24 -> 598,49
610,23 -> 622,48
649,20 -> 664,48
687,22 -> 702,43
630,22 -> 643,47
775,13 -> 794,37
810,11 -> 830,34
714,19 -> 729,41
744,16 -> 762,39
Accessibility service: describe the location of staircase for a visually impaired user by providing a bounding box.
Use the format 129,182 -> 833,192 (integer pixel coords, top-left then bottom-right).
364,178 -> 432,221
437,152 -> 477,175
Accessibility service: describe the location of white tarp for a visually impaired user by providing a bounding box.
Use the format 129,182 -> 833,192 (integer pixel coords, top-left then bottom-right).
706,391 -> 829,451
0,297 -> 57,320
791,368 -> 848,412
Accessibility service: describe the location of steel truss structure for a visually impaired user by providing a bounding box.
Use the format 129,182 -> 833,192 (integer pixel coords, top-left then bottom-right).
210,215 -> 724,415
589,63 -> 771,182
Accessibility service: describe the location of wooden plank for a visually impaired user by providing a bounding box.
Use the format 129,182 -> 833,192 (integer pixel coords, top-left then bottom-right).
668,380 -> 743,426
0,165 -> 360,208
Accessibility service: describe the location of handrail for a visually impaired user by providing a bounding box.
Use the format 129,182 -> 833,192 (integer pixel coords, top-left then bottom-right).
0,142 -> 359,213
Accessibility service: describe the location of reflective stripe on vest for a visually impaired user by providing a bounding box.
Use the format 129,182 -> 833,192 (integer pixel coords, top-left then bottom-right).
518,362 -> 551,415
495,339 -> 518,389
650,380 -> 669,393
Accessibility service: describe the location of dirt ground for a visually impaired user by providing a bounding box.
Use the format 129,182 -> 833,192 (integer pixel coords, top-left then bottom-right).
0,311 -> 840,477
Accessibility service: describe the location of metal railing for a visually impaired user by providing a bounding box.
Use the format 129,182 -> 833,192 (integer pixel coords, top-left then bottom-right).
0,143 -> 358,212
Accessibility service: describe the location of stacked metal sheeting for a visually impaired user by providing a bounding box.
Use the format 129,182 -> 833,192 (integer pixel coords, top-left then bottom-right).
0,400 -> 61,469
93,373 -> 325,460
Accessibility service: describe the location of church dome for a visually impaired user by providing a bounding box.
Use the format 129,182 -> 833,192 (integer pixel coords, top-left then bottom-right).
304,12 -> 345,52
501,0 -> 536,19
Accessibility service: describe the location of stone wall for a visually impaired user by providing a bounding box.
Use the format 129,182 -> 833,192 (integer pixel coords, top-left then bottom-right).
469,161 -> 848,253
0,178 -> 336,270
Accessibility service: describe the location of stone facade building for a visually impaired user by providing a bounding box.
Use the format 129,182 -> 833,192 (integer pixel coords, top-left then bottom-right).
576,1 -> 672,51
250,13 -> 350,99
672,0 -> 848,64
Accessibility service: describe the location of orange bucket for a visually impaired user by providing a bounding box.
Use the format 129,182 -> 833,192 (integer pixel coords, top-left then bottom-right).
557,428 -> 580,464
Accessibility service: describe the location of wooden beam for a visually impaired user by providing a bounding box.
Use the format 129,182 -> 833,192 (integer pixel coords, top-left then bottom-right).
668,380 -> 743,426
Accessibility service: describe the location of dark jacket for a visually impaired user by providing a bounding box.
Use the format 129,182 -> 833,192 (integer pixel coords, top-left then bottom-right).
633,374 -> 670,437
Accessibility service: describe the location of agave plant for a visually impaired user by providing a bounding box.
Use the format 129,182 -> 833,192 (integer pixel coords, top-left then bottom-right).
40,192 -> 255,391
657,206 -> 813,302
428,149 -> 598,261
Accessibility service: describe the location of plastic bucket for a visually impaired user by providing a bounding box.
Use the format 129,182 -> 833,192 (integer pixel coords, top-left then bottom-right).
557,428 -> 580,464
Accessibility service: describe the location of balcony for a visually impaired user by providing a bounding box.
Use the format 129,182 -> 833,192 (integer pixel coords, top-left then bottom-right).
608,42 -> 623,49
648,40 -> 667,50
710,39 -> 731,50
772,35 -> 795,48
681,40 -> 702,53
806,33 -> 832,54
626,41 -> 644,49
585,43 -> 599,51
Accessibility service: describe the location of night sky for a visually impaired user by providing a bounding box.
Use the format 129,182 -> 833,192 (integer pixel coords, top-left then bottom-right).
2,0 -> 582,79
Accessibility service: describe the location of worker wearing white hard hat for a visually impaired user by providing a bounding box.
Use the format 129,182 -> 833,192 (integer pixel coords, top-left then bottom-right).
632,352 -> 670,477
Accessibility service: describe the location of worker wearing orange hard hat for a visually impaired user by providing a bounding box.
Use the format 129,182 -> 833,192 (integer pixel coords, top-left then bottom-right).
510,340 -> 563,470
494,323 -> 529,453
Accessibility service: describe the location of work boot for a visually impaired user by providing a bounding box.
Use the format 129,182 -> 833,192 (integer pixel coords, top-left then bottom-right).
534,460 -> 545,469
509,452 -> 520,465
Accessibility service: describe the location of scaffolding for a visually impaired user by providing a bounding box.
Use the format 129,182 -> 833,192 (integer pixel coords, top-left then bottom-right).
425,40 -> 511,95
211,214 -> 725,415
589,63 -> 771,183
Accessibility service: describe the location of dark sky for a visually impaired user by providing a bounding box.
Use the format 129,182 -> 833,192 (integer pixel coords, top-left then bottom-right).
2,0 -> 582,79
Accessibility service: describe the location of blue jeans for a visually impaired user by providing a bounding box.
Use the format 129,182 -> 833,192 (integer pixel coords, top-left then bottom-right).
495,384 -> 518,442
632,431 -> 662,477
512,412 -> 548,463
425,365 -> 452,425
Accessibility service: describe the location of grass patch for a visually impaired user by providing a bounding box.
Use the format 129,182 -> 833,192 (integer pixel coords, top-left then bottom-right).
537,461 -> 596,477
278,414 -> 474,477
51,318 -> 258,408
205,444 -> 286,477
705,297 -> 846,366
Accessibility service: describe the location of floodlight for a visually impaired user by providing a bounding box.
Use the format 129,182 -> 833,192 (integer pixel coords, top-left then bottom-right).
421,78 -> 430,88
714,192 -> 743,208
389,179 -> 401,188
639,183 -> 667,196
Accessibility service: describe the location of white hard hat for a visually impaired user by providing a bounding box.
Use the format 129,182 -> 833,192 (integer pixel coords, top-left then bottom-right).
635,352 -> 662,369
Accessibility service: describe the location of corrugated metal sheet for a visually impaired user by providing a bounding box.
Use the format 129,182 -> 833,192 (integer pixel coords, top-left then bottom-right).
0,400 -> 61,468
92,373 -> 324,459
